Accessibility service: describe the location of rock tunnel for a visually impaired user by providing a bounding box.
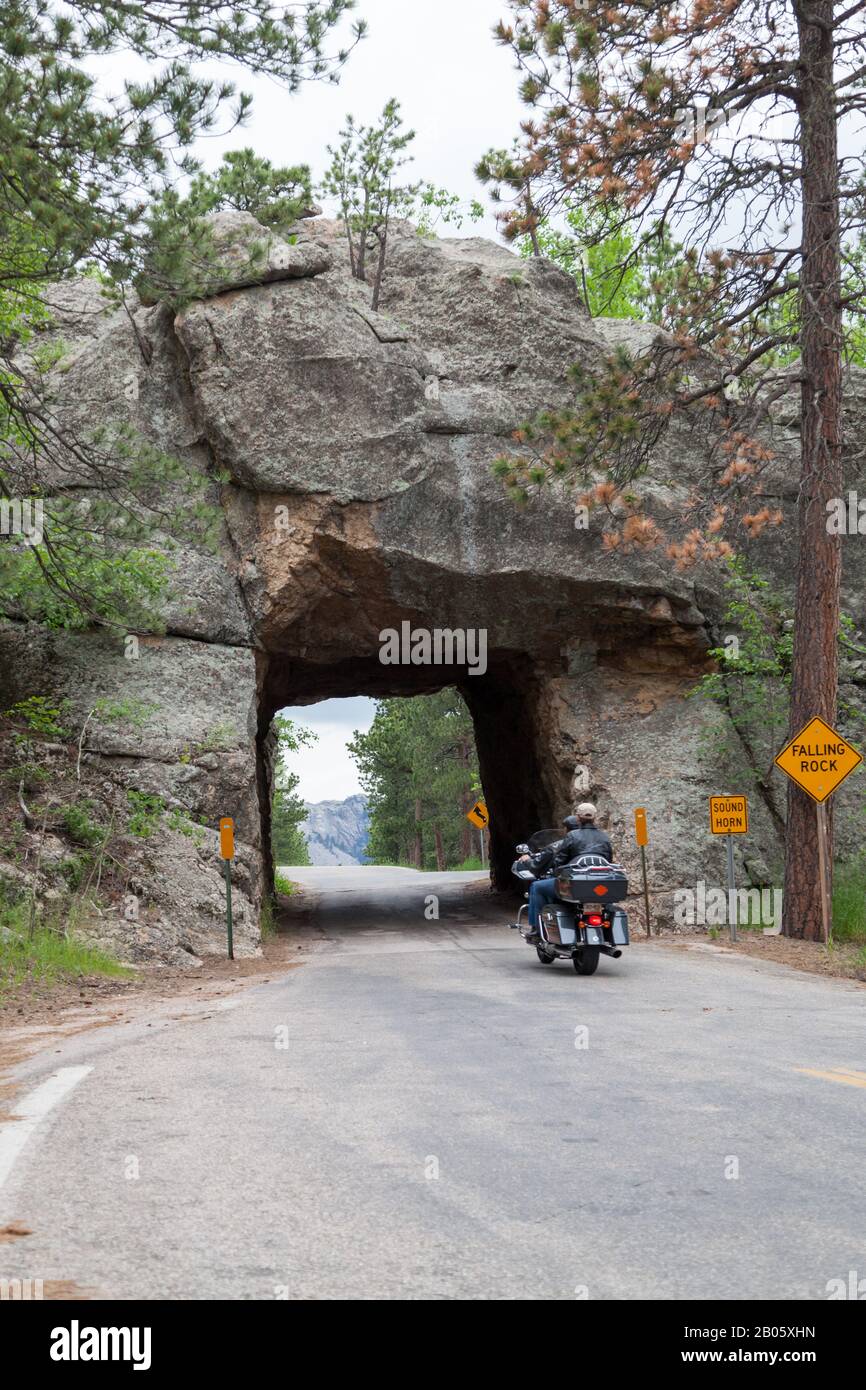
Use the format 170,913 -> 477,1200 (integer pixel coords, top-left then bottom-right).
258,651 -> 557,891
6,209 -> 850,962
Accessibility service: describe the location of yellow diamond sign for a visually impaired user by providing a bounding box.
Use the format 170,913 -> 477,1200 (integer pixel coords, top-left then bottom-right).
466,800 -> 488,829
774,717 -> 862,803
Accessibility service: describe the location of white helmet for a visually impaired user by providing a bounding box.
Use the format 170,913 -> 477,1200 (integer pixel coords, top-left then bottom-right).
576,802 -> 597,821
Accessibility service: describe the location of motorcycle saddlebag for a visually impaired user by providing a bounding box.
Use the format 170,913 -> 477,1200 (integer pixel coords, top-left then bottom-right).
539,906 -> 577,948
555,861 -> 628,905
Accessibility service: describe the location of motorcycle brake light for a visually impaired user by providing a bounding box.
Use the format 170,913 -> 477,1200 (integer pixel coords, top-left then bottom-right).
586,913 -> 603,926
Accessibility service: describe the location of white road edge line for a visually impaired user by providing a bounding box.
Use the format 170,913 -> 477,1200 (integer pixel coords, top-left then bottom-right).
0,1066 -> 93,1193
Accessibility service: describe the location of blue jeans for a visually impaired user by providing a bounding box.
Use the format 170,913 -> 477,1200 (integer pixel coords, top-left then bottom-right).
528,877 -> 559,929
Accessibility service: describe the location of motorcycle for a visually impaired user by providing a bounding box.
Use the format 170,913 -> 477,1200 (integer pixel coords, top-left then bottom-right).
510,828 -> 630,976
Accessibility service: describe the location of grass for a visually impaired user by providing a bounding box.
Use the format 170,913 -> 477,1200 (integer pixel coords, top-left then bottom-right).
455,856 -> 484,871
0,894 -> 129,1001
273,871 -> 296,897
832,856 -> 866,943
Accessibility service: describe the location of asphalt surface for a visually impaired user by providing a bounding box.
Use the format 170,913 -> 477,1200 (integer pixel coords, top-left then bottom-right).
1,866 -> 865,1300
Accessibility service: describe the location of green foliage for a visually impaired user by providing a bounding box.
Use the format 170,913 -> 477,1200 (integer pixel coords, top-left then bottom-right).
274,871 -> 297,896
126,790 -> 165,839
0,430 -> 221,631
166,807 -> 203,842
188,149 -> 314,229
831,857 -> 866,943
0,886 -> 129,999
689,558 -> 793,802
61,800 -> 103,847
517,203 -> 689,327
4,696 -> 68,739
270,716 -> 315,866
0,0 -> 364,630
61,853 -> 92,890
93,698 -> 159,731
196,722 -> 238,753
0,0 -> 363,295
323,98 -> 416,307
347,692 -> 480,869
688,559 -> 866,815
412,185 -> 484,237
140,149 -> 314,305
475,143 -> 545,250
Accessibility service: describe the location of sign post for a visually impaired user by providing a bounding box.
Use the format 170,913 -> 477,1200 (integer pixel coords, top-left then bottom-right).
219,817 -> 235,960
773,717 -> 863,944
709,795 -> 749,942
634,807 -> 652,937
466,800 -> 488,867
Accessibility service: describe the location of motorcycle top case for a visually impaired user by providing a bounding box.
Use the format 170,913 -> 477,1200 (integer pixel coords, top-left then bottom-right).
555,861 -> 628,904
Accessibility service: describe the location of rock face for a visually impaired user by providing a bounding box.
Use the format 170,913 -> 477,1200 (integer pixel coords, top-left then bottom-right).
300,795 -> 370,866
2,214 -> 864,959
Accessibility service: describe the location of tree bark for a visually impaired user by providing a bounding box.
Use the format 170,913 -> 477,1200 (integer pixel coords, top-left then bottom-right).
458,736 -> 473,859
372,223 -> 387,311
433,825 -> 446,872
413,796 -> 423,869
782,0 -> 842,938
357,188 -> 370,282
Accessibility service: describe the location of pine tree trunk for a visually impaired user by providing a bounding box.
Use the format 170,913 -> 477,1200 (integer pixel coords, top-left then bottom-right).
357,189 -> 370,282
372,225 -> 387,312
782,0 -> 842,939
433,825 -> 446,872
458,737 -> 473,859
413,797 -> 423,869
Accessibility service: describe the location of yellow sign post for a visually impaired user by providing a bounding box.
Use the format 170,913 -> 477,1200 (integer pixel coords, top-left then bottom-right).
709,795 -> 749,835
774,718 -> 863,944
708,796 -> 749,942
773,717 -> 862,803
634,808 -> 652,937
219,817 -> 235,959
466,800 -> 488,867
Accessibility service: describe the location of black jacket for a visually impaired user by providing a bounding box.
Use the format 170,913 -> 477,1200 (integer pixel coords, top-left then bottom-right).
551,823 -> 612,870
528,840 -> 561,876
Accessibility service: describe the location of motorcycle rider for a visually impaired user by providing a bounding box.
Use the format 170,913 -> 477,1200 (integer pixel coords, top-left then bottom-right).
523,804 -> 611,942
551,802 -> 612,870
521,813 -> 579,942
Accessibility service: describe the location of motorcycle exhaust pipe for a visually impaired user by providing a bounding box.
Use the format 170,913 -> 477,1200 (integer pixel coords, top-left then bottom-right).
599,945 -> 622,958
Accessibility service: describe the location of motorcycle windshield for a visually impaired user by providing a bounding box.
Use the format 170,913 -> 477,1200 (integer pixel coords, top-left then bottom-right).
527,828 -> 562,853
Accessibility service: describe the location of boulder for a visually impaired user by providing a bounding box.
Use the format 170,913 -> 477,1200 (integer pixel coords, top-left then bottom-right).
1,214 -> 863,959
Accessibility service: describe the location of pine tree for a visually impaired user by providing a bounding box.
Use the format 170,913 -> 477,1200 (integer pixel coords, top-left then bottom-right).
348,694 -> 480,869
483,0 -> 862,938
270,717 -> 315,866
0,1 -> 365,628
323,98 -> 416,310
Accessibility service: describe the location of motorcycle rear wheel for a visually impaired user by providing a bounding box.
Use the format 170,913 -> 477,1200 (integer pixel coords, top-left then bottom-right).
572,947 -> 600,976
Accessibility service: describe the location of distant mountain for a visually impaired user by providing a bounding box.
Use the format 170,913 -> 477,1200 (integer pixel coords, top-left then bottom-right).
301,794 -> 370,866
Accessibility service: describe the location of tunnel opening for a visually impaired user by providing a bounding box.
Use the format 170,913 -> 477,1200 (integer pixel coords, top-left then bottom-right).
245,502 -> 717,937
257,651 -> 559,892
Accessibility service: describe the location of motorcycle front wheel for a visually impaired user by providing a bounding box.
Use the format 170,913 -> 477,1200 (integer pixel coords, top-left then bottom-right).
572,947 -> 600,976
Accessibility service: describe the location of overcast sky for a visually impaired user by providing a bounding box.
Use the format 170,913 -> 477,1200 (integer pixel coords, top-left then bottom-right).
280,698 -> 376,803
178,0 -> 526,239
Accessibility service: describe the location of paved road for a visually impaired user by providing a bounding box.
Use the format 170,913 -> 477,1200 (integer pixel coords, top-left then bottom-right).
1,867 -> 865,1300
